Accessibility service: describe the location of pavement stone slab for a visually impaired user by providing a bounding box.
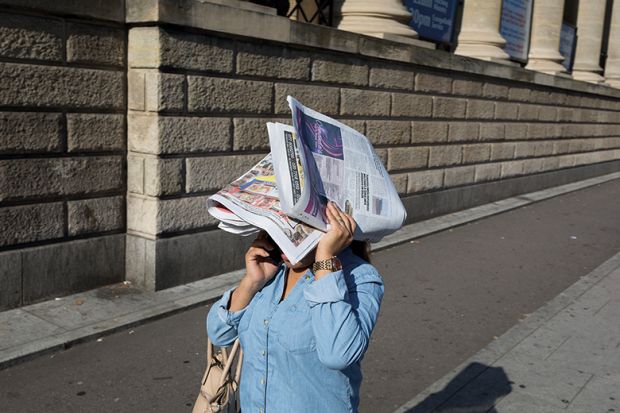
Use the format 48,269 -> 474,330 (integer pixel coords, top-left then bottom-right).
0,309 -> 65,350
565,374 -> 620,412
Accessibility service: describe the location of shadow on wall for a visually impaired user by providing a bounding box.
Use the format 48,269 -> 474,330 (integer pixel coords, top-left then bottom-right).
405,362 -> 512,413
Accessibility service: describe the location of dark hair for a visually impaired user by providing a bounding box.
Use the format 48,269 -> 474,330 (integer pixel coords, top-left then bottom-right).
350,240 -> 371,263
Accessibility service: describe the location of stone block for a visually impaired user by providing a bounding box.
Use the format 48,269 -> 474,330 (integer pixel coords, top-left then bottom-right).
0,250 -> 21,310
157,196 -> 219,234
557,107 -> 577,122
411,121 -> 448,143
0,13 -> 63,61
504,123 -> 527,140
0,156 -> 123,202
534,142 -> 555,157
462,144 -> 491,163
0,112 -> 63,154
429,146 -> 462,167
542,156 -> 561,171
415,72 -> 452,94
526,123 -> 553,140
433,97 -> 467,119
444,165 -> 475,187
234,117 -> 290,151
391,93 -> 433,117
144,157 -> 184,196
407,170 -> 444,193
237,42 -> 310,80
128,70 -> 145,111
452,78 -> 483,96
67,113 -> 125,152
144,71 -> 185,112
185,154 -> 265,193
188,76 -> 273,114
508,86 -> 530,102
128,114 -> 231,154
369,65 -> 414,90
448,122 -> 479,142
387,147 -> 429,171
159,29 -> 233,73
501,160 -> 524,177
0,62 -> 124,110
518,104 -> 540,121
466,100 -> 495,119
549,92 -> 567,106
530,90 -> 552,104
474,163 -> 501,182
366,120 -> 410,145
0,202 -> 64,246
340,89 -> 390,116
66,23 -> 124,67
127,194 -> 157,235
339,119 -> 365,134
522,158 -> 545,174
275,83 -> 339,115
483,83 -> 509,99
490,143 -> 516,161
312,58 -> 368,86
514,142 -> 535,158
480,123 -> 505,141
389,173 -> 408,195
22,234 -> 124,304
127,154 -> 144,194
495,102 -> 519,120
67,196 -> 124,236
538,106 -> 557,122
128,27 -> 160,68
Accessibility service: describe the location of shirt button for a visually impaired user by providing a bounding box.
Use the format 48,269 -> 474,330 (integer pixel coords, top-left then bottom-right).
259,409 -> 264,413
261,350 -> 266,356
260,378 -> 265,385
263,319 -> 269,326
305,275 -> 310,280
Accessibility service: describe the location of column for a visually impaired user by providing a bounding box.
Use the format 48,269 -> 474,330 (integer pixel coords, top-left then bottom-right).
525,0 -> 567,75
336,0 -> 419,39
604,0 -> 620,88
572,0 -> 607,83
455,0 -> 509,62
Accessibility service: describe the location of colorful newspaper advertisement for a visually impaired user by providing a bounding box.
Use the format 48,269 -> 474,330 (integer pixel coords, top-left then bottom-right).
273,96 -> 407,242
206,154 -> 322,265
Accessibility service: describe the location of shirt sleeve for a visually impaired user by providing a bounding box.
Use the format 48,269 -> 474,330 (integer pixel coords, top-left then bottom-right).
206,287 -> 248,347
303,266 -> 384,370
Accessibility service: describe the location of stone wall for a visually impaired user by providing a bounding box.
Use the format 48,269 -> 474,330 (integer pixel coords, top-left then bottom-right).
125,0 -> 620,291
2,0 -> 620,309
0,1 -> 126,310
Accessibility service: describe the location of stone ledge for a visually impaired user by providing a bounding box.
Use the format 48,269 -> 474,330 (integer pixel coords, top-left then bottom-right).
0,0 -> 125,22
126,0 -> 620,100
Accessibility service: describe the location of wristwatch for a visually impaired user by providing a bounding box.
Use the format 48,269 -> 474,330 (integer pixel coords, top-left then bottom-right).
312,256 -> 342,273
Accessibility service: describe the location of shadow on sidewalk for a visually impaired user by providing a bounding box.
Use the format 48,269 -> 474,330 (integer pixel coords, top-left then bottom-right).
404,362 -> 512,413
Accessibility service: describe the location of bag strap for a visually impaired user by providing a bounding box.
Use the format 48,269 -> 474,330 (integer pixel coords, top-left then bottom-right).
218,339 -> 240,388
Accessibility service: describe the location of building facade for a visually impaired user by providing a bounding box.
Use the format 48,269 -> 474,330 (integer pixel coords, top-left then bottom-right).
1,0 -> 620,310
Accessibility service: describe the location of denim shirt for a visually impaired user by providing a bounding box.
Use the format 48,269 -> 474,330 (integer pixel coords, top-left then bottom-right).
206,248 -> 384,413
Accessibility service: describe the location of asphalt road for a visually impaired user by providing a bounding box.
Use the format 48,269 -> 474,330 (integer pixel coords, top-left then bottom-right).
1,179 -> 619,413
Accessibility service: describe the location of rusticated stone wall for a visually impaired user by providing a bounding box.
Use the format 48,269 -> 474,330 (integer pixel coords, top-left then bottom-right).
2,0 -> 620,309
125,2 -> 620,290
0,2 -> 126,310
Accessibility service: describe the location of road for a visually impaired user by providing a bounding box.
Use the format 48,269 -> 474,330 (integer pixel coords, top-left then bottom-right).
1,179 -> 619,413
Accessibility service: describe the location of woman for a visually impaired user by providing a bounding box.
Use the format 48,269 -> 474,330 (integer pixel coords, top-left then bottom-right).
207,202 -> 384,413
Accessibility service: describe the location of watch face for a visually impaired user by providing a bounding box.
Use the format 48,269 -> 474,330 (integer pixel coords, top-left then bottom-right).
332,257 -> 342,270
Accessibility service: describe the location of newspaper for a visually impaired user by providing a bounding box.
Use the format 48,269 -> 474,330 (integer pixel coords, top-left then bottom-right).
206,154 -> 323,265
206,97 -> 407,264
269,97 -> 406,242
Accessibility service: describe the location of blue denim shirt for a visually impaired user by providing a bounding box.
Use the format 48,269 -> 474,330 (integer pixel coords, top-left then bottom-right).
206,248 -> 384,413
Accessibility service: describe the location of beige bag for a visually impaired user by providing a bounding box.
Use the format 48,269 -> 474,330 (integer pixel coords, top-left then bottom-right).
193,338 -> 243,413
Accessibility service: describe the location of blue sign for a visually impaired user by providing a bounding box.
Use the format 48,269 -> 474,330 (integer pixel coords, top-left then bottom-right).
500,0 -> 534,62
405,0 -> 459,45
559,23 -> 577,72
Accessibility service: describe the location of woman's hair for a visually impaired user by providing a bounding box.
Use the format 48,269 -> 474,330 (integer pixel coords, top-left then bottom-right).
350,240 -> 371,263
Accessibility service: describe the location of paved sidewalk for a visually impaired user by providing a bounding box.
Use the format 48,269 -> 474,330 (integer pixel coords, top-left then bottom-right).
394,252 -> 620,413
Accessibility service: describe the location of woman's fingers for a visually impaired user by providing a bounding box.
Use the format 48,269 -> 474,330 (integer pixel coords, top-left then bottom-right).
328,202 -> 353,237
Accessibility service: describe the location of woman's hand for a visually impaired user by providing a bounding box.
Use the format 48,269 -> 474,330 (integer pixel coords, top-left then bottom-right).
315,201 -> 356,262
243,231 -> 280,293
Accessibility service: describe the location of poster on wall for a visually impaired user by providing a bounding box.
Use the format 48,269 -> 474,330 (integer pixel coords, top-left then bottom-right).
500,0 -> 534,62
559,23 -> 577,72
404,0 -> 459,45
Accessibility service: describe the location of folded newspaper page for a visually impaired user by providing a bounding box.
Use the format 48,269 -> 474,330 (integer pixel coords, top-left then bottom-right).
269,97 -> 407,242
206,154 -> 322,265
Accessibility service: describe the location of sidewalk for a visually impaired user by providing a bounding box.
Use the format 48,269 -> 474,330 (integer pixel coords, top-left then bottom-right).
1,171 -> 618,371
394,251 -> 620,413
